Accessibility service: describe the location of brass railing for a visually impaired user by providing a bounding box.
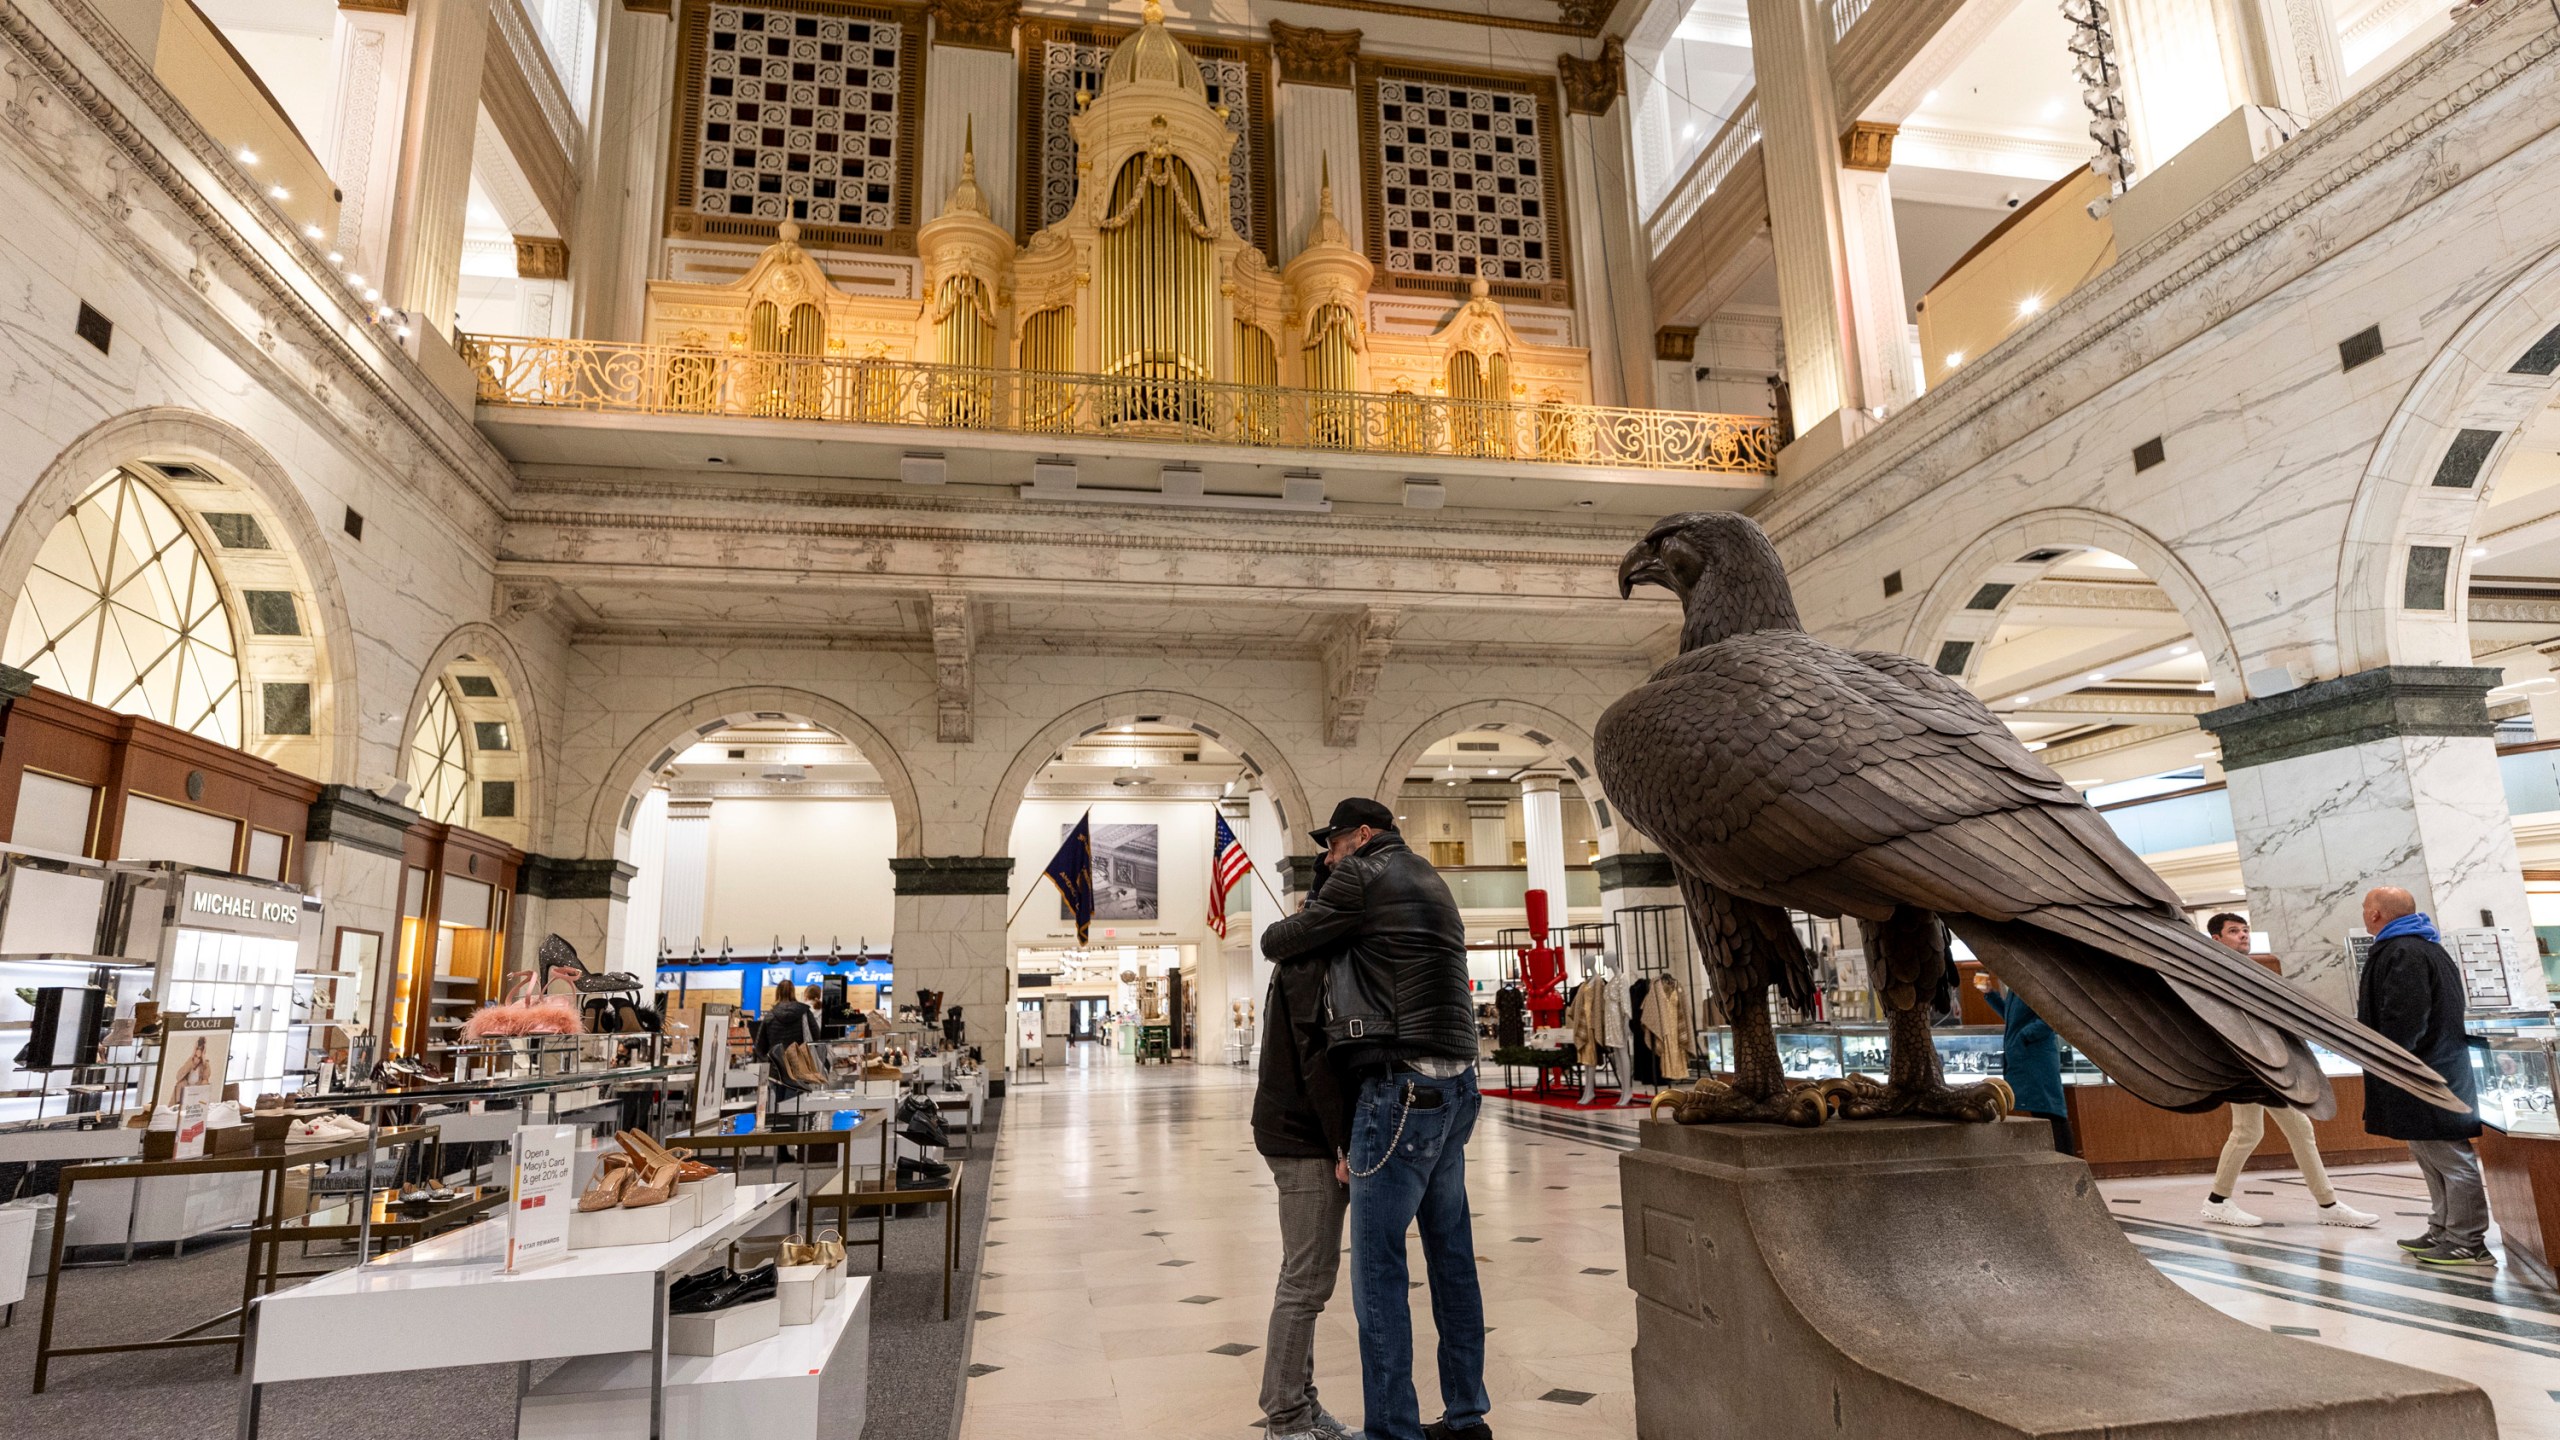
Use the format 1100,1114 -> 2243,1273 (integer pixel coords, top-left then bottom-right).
459,336 -> 1780,475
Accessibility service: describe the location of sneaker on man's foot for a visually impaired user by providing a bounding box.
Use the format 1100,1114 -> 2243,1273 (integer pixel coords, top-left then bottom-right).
2394,1232 -> 2440,1253
2412,1242 -> 2497,1267
1271,1409 -> 1354,1440
2198,1199 -> 2263,1227
2317,1201 -> 2379,1228
1424,1421 -> 1494,1440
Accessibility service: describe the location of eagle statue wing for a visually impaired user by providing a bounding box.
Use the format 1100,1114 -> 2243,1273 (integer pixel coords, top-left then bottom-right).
1597,631 -> 2460,1116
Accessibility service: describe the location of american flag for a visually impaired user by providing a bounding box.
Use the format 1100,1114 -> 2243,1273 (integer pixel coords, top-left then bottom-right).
1208,814 -> 1253,939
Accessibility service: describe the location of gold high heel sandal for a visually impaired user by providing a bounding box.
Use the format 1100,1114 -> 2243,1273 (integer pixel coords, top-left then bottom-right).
577,1154 -> 634,1212
620,1153 -> 680,1208
815,1228 -> 845,1269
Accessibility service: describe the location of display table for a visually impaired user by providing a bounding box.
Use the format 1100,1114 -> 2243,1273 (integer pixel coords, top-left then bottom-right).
31,1125 -> 434,1393
2060,1078 -> 2406,1179
253,1185 -> 507,1293
2475,1126 -> 2560,1288
241,1181 -> 800,1440
518,1274 -> 871,1439
811,1159 -> 966,1320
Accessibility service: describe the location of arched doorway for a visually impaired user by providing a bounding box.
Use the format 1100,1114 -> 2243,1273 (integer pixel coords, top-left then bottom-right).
992,701 -> 1309,1074
596,691 -> 919,1032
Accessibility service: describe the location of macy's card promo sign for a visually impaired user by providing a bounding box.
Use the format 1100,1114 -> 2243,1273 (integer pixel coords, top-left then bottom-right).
507,1125 -> 577,1272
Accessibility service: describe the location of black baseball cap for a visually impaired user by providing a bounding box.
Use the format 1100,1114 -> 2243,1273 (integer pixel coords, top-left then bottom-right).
1309,797 -> 1398,846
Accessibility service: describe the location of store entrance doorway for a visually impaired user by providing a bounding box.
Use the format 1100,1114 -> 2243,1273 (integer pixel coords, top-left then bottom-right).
1067,996 -> 1108,1041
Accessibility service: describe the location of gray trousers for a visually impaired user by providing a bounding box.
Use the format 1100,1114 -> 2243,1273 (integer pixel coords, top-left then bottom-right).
2407,1138 -> 2491,1249
1262,1154 -> 1350,1432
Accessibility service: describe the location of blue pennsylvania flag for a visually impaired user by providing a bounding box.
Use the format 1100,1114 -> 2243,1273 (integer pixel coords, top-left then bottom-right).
1045,810 -> 1096,944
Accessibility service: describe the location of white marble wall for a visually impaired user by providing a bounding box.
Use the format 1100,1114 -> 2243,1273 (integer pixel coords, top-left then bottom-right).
2224,734 -> 2531,1009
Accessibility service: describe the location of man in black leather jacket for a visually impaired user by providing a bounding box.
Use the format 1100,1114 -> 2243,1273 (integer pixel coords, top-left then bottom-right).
1263,797 -> 1491,1440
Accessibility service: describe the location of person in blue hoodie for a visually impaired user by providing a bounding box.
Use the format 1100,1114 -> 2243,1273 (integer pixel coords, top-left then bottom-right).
1975,970 -> 2073,1154
2356,887 -> 2493,1267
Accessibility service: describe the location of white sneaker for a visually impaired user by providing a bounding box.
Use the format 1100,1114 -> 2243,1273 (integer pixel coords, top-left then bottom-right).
2199,1199 -> 2264,1227
2318,1201 -> 2379,1228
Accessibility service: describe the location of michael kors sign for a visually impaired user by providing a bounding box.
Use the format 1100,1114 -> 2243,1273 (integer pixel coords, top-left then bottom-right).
178,875 -> 304,940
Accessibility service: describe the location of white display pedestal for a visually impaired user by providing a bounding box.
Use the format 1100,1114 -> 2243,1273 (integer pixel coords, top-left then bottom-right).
519,1276 -> 871,1440
244,1183 -> 802,1439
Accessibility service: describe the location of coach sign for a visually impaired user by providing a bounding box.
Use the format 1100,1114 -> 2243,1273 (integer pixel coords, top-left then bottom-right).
179,873 -> 303,941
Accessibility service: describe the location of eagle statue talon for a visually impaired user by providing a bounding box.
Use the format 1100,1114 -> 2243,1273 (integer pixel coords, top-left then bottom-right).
1831,1074 -> 2015,1124
1647,1078 -> 1833,1128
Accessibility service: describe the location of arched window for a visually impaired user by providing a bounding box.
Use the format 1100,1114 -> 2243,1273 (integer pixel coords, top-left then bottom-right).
4,468 -> 242,745
407,681 -> 470,826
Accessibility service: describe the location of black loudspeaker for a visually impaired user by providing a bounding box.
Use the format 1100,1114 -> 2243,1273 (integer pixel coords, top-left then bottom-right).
24,986 -> 105,1069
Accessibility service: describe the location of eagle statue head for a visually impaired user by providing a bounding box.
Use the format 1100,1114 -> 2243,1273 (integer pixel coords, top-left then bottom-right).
1617,511 -> 1804,653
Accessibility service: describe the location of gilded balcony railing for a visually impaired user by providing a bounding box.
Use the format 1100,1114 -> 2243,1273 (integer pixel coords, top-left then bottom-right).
459,336 -> 1781,476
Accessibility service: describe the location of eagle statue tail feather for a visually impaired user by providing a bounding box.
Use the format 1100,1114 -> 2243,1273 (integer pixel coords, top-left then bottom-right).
1947,907 -> 2465,1118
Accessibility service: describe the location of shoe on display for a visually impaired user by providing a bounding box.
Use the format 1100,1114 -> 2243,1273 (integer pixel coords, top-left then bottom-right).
1423,1420 -> 1493,1440
2394,1232 -> 2440,1252
2411,1242 -> 2496,1267
2317,1201 -> 2379,1228
671,1261 -> 778,1313
2197,1199 -> 2263,1227
670,1266 -> 734,1304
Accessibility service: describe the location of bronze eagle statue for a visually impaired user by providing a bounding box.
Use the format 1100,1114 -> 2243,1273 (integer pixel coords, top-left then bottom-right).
1597,511 -> 2463,1127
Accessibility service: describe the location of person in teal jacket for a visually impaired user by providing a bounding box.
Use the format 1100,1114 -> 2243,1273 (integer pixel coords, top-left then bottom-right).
1976,972 -> 2074,1155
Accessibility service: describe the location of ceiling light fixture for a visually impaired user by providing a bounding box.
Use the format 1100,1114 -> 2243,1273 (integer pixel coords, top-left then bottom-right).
2470,546 -> 2488,558
2023,740 -> 2048,752
1945,352 -> 1963,367
326,252 -> 342,265
2170,643 -> 2191,655
268,185 -> 289,200
2086,672 -> 2107,682
2017,294 -> 2044,318
236,147 -> 259,165
303,225 -> 324,240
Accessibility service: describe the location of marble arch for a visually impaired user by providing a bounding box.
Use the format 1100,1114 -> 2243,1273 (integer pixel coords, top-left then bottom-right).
0,407 -> 360,782
2336,243 -> 2560,674
978,691 -> 1316,860
396,623 -> 545,848
585,687 -> 924,862
1370,700 -> 1620,856
1901,507 -> 2248,699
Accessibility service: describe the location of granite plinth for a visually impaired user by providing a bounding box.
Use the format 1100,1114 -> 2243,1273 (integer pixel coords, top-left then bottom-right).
1621,1116 -> 2494,1439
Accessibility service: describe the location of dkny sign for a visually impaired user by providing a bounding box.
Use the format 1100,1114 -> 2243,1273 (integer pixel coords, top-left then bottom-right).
178,874 -> 303,939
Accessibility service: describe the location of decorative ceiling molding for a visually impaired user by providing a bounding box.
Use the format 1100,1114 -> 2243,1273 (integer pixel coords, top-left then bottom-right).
931,0 -> 1019,51
1558,37 -> 1625,117
1270,20 -> 1361,88
1889,123 -> 2085,180
669,779 -> 891,798
1322,606 -> 1404,747
929,589 -> 974,743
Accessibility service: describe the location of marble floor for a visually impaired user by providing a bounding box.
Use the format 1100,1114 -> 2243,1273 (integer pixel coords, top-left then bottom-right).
959,1052 -> 2560,1439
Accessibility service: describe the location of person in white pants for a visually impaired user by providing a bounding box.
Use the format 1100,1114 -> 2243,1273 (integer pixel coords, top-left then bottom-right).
2196,913 -> 2377,1229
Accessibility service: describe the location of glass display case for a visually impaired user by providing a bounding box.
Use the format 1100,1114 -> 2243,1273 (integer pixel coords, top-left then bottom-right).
2472,1029 -> 2558,1137
1936,1028 -> 2005,1080
1776,1029 -> 1844,1079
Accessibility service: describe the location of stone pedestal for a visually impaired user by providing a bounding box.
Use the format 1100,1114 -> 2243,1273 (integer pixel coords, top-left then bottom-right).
1621,1117 -> 2493,1438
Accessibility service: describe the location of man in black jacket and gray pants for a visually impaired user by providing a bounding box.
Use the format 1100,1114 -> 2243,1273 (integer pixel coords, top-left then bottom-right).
1264,798 -> 1490,1440
2356,886 -> 2495,1267
1252,856 -> 1357,1440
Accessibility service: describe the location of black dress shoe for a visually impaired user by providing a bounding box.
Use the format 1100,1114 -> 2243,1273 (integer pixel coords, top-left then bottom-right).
897,1156 -> 951,1184
669,1266 -> 733,1304
672,1261 -> 777,1314
1424,1421 -> 1493,1440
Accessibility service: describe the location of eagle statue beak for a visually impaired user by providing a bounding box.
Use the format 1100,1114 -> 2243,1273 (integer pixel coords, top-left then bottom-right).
1619,540 -> 1671,599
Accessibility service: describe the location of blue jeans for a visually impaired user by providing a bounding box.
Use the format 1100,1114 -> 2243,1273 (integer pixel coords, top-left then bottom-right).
1347,1067 -> 1489,1440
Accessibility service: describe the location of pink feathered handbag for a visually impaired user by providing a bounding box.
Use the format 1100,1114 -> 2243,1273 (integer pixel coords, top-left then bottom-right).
461,967 -> 587,1039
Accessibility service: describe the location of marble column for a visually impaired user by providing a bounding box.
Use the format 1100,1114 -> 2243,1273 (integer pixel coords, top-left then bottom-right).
888,858 -> 1016,1079
2223,0 -> 2345,118
304,785 -> 419,1052
1247,784 -> 1289,1010
658,797 -> 711,953
1837,124 -> 1917,419
1520,775 -> 1570,928
2199,667 -> 2531,1012
920,45 -> 1017,236
1561,48 -> 1654,408
386,0 -> 493,338
620,786 -> 670,983
1741,0 -> 1865,460
518,856 -> 639,987
1468,795 -> 1510,870
1595,850 -> 1683,950
2113,0 -> 2242,171
567,0 -> 673,342
323,6 -> 417,290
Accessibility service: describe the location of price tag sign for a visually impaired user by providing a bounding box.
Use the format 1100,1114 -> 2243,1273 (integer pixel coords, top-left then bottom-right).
506,1125 -> 576,1272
